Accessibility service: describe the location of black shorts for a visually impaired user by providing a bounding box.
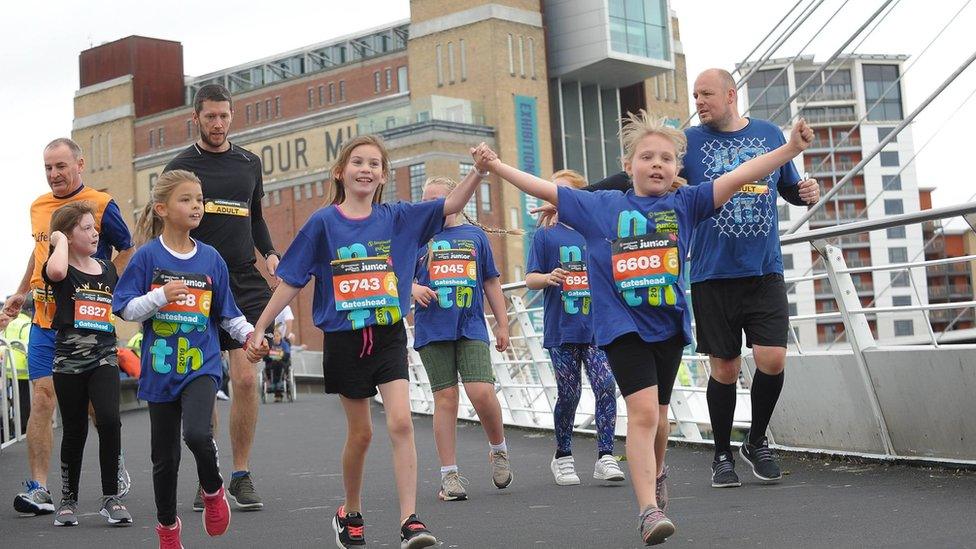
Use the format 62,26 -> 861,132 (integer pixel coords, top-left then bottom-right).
322,321 -> 409,399
220,267 -> 273,351
691,273 -> 789,360
601,332 -> 685,401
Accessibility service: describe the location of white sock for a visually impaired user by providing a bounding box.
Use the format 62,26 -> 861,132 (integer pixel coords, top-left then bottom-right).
440,465 -> 458,479
489,439 -> 507,453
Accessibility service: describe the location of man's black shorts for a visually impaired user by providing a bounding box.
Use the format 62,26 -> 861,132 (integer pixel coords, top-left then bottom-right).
220,267 -> 273,351
322,321 -> 409,399
600,332 -> 685,401
690,273 -> 789,360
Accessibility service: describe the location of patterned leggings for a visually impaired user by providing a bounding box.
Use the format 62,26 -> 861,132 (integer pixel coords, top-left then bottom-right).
548,343 -> 617,455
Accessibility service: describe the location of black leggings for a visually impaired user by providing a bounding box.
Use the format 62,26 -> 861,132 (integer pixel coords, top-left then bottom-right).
53,365 -> 121,499
149,375 -> 223,525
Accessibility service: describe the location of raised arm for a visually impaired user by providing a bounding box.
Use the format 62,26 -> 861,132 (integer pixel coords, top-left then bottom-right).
713,118 -> 813,208
486,154 -> 559,205
44,231 -> 69,282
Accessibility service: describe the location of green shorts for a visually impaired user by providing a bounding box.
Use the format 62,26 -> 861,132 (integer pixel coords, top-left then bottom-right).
417,339 -> 495,392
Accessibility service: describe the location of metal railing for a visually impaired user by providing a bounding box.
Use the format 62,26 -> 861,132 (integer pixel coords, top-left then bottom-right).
0,338 -> 28,450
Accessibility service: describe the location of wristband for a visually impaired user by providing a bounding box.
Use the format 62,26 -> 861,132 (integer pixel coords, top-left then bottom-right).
478,169 -> 490,178
264,250 -> 281,260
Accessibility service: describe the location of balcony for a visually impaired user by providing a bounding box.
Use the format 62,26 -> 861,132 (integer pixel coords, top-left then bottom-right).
359,96 -> 487,135
797,87 -> 856,103
929,308 -> 976,323
806,160 -> 857,176
834,233 -> 871,247
803,111 -> 858,124
926,263 -> 972,277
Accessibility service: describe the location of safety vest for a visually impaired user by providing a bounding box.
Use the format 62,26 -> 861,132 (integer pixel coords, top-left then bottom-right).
2,313 -> 31,380
127,332 -> 143,358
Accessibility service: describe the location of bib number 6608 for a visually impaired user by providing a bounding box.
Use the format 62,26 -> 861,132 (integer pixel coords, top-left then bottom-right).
616,255 -> 661,273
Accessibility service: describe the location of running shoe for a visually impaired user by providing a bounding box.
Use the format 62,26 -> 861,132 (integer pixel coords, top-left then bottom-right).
399,514 -> 437,549
711,451 -> 741,488
156,517 -> 184,549
201,485 -> 231,536
216,390 -> 230,401
13,480 -> 55,515
118,451 -> 132,498
740,437 -> 783,482
100,495 -> 133,525
438,470 -> 469,501
228,472 -> 264,510
656,465 -> 670,512
489,450 -> 513,489
192,484 -> 204,512
593,454 -> 626,482
53,499 -> 78,526
638,505 -> 675,546
332,505 -> 365,547
550,454 -> 581,486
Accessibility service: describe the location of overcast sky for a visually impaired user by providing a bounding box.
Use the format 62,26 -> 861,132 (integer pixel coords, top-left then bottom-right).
1,0 -> 974,293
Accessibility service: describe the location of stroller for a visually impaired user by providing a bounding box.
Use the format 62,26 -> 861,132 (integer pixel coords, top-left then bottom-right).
261,330 -> 295,403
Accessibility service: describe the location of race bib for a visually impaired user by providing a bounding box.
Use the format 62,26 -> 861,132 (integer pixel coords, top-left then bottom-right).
611,232 -> 680,292
561,261 -> 590,298
73,289 -> 114,333
331,256 -> 399,311
151,270 -> 213,327
429,249 -> 477,288
204,199 -> 249,217
268,348 -> 285,361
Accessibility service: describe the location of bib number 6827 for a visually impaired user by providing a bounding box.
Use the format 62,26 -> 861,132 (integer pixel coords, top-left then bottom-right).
78,305 -> 107,317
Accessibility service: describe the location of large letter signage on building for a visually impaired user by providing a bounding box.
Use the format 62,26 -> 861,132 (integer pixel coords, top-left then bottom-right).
514,95 -> 540,253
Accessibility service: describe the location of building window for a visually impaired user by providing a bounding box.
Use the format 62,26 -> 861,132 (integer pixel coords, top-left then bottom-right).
148,129 -> 154,148
747,69 -> 791,126
459,162 -> 477,220
884,199 -> 904,215
894,320 -> 914,337
507,34 -> 515,75
374,71 -> 381,93
158,128 -> 165,147
890,271 -> 910,287
318,85 -> 325,106
398,66 -> 408,92
436,44 -> 444,86
385,68 -> 393,90
863,64 -> 903,121
262,195 -> 270,208
782,253 -> 794,270
315,181 -> 324,196
272,190 -> 281,205
265,99 -> 272,119
382,169 -> 398,203
882,175 -> 902,190
329,83 -> 336,103
888,247 -> 908,264
518,36 -> 525,77
254,102 -> 261,121
788,302 -> 798,317
293,186 -> 301,201
448,42 -> 456,83
892,295 -> 912,307
608,0 -> 669,60
878,127 -> 897,143
246,104 -> 252,124
275,96 -> 281,118
339,81 -> 346,101
528,37 -> 536,79
459,40 -> 467,81
887,226 -> 906,238
409,163 -> 426,202
186,120 -> 193,140
778,203 -> 790,221
480,182 -> 492,211
880,151 -> 899,167
509,207 -> 520,230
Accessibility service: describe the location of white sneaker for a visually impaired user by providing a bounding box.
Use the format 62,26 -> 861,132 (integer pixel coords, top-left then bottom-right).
593,454 -> 625,482
216,390 -> 229,401
550,454 -> 581,486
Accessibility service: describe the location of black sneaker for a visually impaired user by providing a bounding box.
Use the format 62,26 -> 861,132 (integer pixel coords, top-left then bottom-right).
192,484 -> 204,512
711,451 -> 741,488
332,505 -> 365,547
228,473 -> 264,510
400,514 -> 437,549
740,437 -> 783,482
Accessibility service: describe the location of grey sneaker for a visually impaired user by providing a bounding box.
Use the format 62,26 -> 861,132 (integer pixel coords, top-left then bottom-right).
99,495 -> 133,525
13,480 -> 55,515
192,484 -> 204,512
228,473 -> 264,510
54,499 -> 79,526
489,450 -> 513,489
638,505 -> 675,546
438,471 -> 469,501
117,451 -> 131,498
656,466 -> 670,512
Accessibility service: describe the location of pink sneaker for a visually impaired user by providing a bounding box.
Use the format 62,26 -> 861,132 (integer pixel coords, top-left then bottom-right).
202,485 -> 231,536
156,517 -> 184,549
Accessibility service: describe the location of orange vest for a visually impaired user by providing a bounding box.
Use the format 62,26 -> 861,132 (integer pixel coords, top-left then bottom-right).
30,186 -> 114,329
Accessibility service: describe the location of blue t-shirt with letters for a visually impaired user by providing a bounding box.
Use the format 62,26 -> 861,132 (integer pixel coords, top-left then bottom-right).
556,184 -> 715,347
113,238 -> 242,402
682,118 -> 802,282
413,224 -> 500,349
525,223 -> 595,349
275,200 -> 445,333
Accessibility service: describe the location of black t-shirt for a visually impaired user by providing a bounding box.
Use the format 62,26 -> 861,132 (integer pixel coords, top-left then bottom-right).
164,143 -> 275,271
41,259 -> 119,374
584,170 -> 631,192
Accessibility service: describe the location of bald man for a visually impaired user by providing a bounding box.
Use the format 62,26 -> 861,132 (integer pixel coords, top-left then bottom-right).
586,69 -> 820,490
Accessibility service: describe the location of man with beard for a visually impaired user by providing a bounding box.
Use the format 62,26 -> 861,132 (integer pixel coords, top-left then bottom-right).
573,69 -> 821,488
163,84 -> 277,511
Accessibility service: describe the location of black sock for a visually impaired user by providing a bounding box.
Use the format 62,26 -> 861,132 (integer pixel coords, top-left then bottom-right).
555,449 -> 572,459
749,370 -> 784,446
597,450 -> 613,458
707,377 -> 736,459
